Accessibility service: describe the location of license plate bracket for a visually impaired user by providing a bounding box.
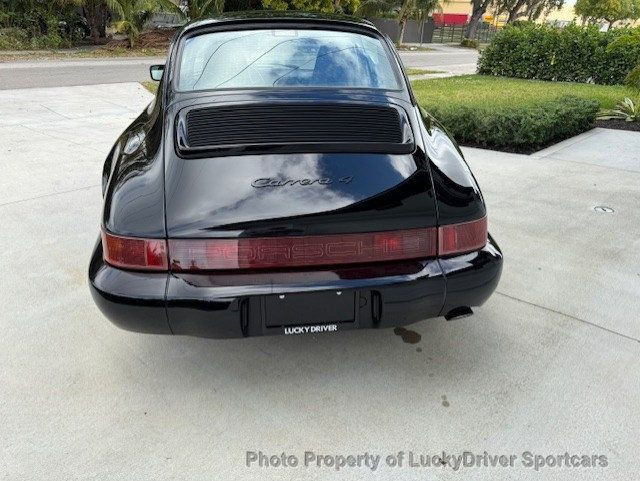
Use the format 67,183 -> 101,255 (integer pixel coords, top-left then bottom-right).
264,291 -> 356,327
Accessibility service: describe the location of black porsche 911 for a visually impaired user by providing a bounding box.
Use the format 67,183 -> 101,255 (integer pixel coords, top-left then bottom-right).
88,12 -> 502,338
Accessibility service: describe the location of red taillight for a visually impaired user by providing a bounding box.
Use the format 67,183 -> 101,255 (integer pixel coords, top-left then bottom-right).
168,228 -> 437,271
438,216 -> 487,256
101,230 -> 168,271
102,218 -> 487,272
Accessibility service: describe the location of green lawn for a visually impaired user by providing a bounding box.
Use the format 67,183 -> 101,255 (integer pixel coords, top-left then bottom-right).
412,74 -> 636,110
406,68 -> 445,76
409,74 -> 638,152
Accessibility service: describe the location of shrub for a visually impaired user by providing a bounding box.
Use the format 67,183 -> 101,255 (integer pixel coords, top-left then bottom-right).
460,38 -> 478,49
0,27 -> 67,49
0,2 -> 84,50
426,96 -> 599,152
0,28 -> 28,49
626,65 -> 640,92
0,25 -> 69,50
478,23 -> 640,85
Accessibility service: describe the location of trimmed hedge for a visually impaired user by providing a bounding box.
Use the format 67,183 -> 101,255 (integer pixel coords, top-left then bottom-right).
426,96 -> 599,152
478,23 -> 640,85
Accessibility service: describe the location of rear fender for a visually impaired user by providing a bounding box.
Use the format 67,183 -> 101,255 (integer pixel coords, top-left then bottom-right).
416,106 -> 486,224
101,93 -> 166,238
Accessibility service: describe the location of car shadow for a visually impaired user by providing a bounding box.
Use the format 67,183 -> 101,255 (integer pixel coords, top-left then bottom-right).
127,309 -> 505,396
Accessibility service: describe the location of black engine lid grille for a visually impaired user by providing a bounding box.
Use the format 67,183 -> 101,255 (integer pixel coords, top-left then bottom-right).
177,103 -> 414,156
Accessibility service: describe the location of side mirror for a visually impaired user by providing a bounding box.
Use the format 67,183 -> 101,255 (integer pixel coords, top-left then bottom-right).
149,64 -> 164,81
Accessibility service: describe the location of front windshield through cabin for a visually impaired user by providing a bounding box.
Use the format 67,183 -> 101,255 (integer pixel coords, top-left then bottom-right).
177,29 -> 400,91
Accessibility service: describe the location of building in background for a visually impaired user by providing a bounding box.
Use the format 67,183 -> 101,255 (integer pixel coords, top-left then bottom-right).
433,1 -> 508,26
433,0 -> 471,25
434,0 -> 638,27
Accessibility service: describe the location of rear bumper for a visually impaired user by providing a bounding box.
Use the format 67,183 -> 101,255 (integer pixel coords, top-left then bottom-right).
88,234 -> 502,338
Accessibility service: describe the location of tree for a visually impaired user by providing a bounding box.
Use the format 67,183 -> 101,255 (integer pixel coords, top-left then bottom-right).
356,0 -> 439,45
465,0 -> 493,39
0,0 -> 84,35
356,0 -> 396,17
224,0 -> 263,10
496,0 -> 564,22
83,0 -> 110,42
163,0 -> 226,20
415,0 -> 439,44
261,0 -> 359,12
574,0 -> 640,28
106,0 -> 167,47
396,0 -> 439,44
527,0 -> 565,20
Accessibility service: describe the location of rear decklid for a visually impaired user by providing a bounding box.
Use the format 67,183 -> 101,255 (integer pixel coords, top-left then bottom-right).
164,95 -> 437,238
164,150 -> 434,237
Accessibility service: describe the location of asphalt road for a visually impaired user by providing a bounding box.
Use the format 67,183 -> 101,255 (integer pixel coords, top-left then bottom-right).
0,58 -> 162,89
0,45 -> 478,89
1,82 -> 639,480
398,45 -> 478,73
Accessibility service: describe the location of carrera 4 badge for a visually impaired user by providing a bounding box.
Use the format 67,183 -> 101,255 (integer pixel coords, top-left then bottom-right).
252,176 -> 354,188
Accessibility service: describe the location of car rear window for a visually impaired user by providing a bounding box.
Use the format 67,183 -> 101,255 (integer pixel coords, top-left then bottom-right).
177,29 -> 400,91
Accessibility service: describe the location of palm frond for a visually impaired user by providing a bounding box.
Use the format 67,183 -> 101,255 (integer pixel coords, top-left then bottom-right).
105,0 -> 125,19
188,0 -> 224,18
156,0 -> 187,18
356,0 -> 395,18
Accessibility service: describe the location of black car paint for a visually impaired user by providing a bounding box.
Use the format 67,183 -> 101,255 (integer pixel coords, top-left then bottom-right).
90,13 -> 502,337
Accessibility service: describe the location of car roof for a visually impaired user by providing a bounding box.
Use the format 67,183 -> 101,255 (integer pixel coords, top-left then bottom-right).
180,10 -> 378,35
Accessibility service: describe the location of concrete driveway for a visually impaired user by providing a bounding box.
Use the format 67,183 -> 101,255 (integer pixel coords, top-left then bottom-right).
1,83 -> 638,481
